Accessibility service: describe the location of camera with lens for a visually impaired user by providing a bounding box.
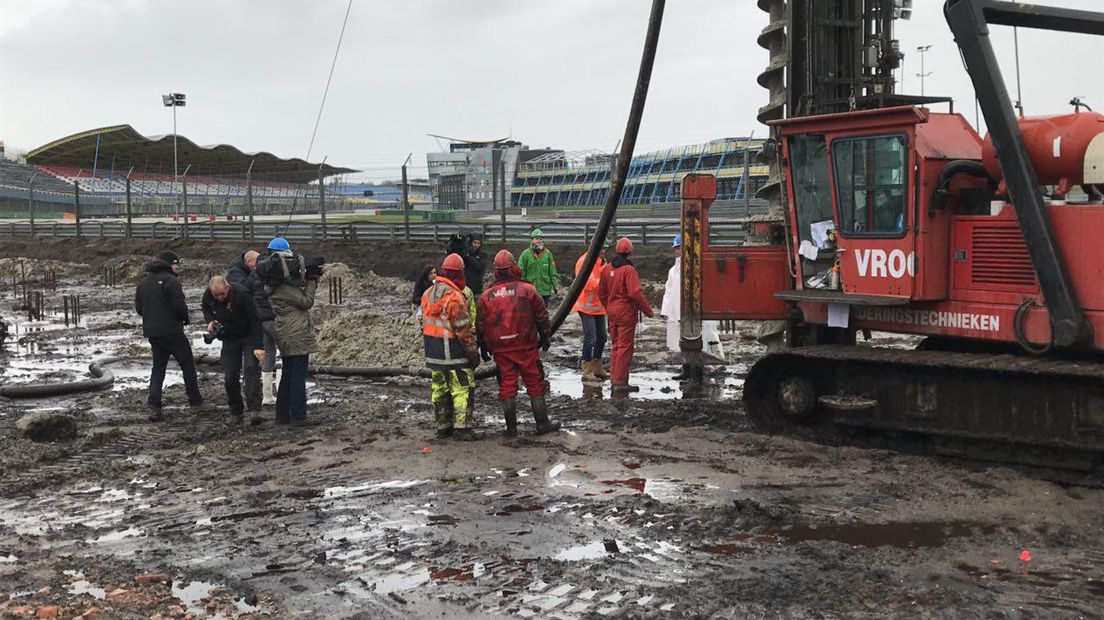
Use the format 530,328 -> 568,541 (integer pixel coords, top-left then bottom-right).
303,256 -> 326,280
203,321 -> 225,345
256,254 -> 326,286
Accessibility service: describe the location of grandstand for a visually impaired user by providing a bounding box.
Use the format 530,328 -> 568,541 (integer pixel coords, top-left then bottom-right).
5,124 -> 356,218
511,137 -> 768,209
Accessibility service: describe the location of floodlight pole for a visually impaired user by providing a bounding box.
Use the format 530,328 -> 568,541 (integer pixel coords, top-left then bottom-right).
916,45 -> 933,97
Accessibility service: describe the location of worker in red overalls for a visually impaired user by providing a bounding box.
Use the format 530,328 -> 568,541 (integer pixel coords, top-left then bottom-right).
598,237 -> 653,392
476,250 -> 560,436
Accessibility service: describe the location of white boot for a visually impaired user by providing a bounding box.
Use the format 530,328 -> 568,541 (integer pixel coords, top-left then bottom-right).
262,372 -> 276,406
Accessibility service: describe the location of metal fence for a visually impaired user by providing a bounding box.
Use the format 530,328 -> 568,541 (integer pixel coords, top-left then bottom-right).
0,218 -> 746,246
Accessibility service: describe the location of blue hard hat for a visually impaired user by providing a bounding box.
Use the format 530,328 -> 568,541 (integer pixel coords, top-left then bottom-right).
267,237 -> 291,252
672,233 -> 682,247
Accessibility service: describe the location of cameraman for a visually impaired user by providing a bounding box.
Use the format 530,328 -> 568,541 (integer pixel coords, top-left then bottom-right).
463,231 -> 488,297
445,230 -> 488,297
202,275 -> 264,424
258,239 -> 320,427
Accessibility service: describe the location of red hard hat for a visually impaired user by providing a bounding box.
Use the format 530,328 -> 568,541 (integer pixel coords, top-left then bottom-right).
442,253 -> 464,271
493,249 -> 516,270
615,237 -> 633,254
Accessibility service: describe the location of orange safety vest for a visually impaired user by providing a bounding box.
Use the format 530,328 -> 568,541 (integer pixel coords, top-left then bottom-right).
571,253 -> 606,315
420,276 -> 475,368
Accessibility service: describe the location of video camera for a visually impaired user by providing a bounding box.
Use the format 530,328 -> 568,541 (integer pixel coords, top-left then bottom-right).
256,254 -> 326,287
202,321 -> 225,345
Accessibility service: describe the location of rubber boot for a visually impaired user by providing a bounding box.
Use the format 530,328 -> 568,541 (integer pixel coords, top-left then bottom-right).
453,426 -> 475,441
580,359 -> 596,382
672,364 -> 691,380
434,400 -> 454,438
530,395 -> 560,435
502,398 -> 518,438
262,372 -> 276,406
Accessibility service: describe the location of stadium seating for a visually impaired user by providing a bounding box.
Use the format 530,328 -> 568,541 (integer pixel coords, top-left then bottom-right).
0,159 -> 73,194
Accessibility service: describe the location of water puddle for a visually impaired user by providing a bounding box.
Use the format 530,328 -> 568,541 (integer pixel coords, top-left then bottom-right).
555,539 -> 621,561
546,367 -> 742,401
67,579 -> 106,600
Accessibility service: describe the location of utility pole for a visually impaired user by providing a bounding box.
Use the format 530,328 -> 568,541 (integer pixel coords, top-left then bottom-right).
916,45 -> 932,97
499,153 -> 507,243
125,167 -> 134,239
181,164 -> 192,239
73,181 -> 81,239
27,173 -> 36,237
246,160 -> 255,241
318,159 -> 328,242
402,153 -> 412,241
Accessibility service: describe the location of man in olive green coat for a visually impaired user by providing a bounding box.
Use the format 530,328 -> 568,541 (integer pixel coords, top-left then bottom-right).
518,228 -> 558,305
261,242 -> 319,427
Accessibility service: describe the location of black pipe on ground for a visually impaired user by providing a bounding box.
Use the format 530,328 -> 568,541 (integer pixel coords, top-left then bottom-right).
0,355 -> 495,401
0,356 -> 118,399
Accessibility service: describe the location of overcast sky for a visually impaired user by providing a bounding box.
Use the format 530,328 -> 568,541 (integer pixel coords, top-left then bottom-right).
1,0 -> 1101,181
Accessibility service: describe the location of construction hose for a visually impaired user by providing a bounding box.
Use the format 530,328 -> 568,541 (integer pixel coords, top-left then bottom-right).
193,354 -> 497,380
0,356 -> 118,399
548,0 -> 665,334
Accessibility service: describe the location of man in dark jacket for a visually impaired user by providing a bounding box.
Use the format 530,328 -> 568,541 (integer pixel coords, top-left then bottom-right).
227,249 -> 277,406
202,275 -> 264,423
463,231 -> 488,297
135,250 -> 202,419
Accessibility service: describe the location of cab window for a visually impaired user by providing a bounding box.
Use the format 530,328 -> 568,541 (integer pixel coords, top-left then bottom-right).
832,135 -> 908,237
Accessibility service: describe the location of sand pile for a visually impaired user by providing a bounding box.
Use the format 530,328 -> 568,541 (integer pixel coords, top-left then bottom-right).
319,264 -> 410,302
315,308 -> 424,368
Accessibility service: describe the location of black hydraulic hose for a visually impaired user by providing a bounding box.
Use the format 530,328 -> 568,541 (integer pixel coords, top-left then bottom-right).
194,354 -> 496,380
0,356 -> 118,399
548,0 -> 665,335
930,159 -> 995,215
1014,299 -> 1053,355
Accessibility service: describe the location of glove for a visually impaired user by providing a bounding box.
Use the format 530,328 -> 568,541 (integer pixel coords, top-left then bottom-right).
466,349 -> 481,368
480,346 -> 493,362
539,333 -> 551,352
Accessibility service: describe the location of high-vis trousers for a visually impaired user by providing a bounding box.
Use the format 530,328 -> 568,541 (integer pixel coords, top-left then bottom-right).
430,367 -> 475,430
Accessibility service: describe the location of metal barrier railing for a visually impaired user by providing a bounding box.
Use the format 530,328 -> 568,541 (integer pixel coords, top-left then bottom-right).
0,218 -> 746,246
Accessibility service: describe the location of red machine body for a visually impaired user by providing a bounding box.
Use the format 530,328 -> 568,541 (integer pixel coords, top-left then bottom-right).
981,111 -> 1104,193
690,105 -> 1104,351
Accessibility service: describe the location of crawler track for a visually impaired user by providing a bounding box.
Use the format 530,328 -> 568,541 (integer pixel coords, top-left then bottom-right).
744,345 -> 1104,472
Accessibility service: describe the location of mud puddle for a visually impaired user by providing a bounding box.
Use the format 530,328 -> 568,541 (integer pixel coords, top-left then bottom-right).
546,366 -> 742,401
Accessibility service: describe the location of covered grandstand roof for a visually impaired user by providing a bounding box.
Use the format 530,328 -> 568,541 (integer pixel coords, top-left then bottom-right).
26,125 -> 355,182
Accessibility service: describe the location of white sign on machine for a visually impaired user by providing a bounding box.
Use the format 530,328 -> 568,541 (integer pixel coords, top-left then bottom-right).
853,249 -> 915,279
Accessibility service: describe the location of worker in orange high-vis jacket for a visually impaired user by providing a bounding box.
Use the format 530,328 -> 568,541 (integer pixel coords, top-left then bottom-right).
421,253 -> 480,440
597,237 -> 653,392
572,239 -> 611,382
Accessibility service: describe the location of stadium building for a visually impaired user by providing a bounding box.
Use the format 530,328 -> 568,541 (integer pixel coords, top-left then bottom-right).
511,137 -> 767,209
0,125 -> 354,219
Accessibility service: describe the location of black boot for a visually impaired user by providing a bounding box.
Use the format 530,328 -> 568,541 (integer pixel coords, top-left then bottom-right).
502,398 -> 518,437
671,364 -> 691,380
530,395 -> 560,435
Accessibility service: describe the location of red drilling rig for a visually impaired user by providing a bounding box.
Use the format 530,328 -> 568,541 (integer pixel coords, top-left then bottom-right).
680,0 -> 1104,458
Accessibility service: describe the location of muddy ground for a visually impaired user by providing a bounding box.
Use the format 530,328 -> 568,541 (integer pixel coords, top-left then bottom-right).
0,240 -> 1099,619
